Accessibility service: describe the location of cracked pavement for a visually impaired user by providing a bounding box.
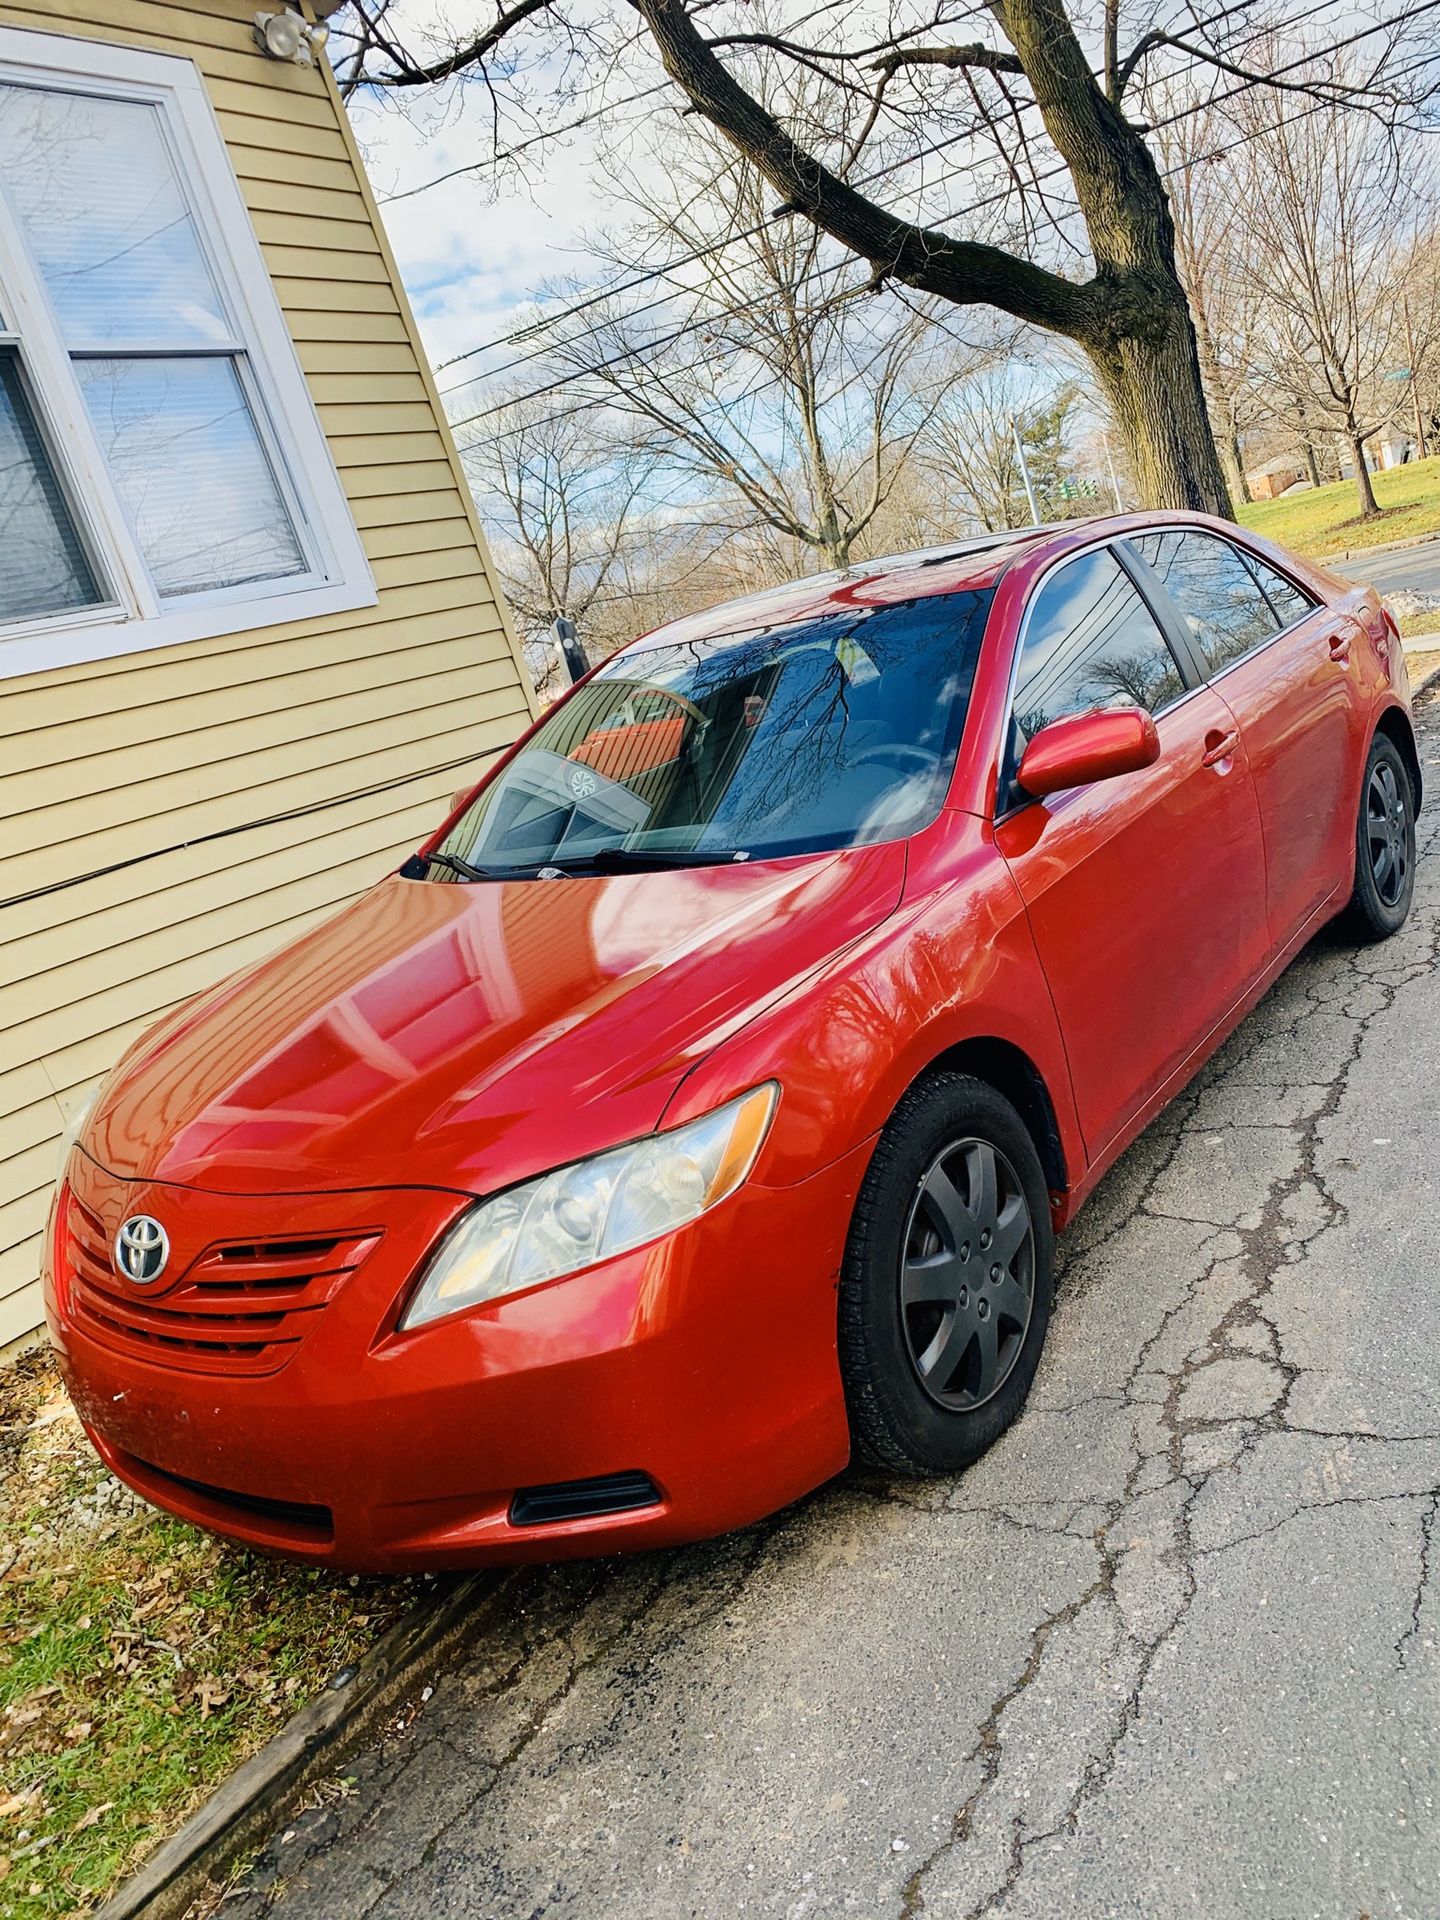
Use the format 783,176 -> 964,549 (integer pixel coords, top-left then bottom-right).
226,691 -> 1440,1920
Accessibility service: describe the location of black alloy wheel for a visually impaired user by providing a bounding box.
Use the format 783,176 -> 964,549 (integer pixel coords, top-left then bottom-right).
1366,755 -> 1411,908
1344,732 -> 1416,941
900,1137 -> 1035,1411
839,1072 -> 1054,1477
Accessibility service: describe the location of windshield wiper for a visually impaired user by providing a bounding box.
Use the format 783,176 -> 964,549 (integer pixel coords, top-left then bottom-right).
405,849 -> 504,882
538,846 -> 750,875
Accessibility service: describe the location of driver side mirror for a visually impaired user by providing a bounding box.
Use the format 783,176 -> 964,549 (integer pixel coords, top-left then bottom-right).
1017,707 -> 1160,799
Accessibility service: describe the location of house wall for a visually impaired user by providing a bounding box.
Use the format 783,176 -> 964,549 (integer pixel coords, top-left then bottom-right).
0,0 -> 536,1348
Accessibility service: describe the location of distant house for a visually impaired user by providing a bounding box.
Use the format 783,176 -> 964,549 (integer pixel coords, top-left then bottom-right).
0,1 -> 536,1349
1245,456 -> 1309,501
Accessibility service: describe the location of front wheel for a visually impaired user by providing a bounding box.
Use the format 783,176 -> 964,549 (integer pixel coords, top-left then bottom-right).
1343,733 -> 1417,942
839,1072 -> 1054,1477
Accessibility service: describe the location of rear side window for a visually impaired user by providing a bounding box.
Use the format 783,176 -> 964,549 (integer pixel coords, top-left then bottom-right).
1241,551 -> 1318,629
1002,546 -> 1185,809
1133,529 -> 1278,675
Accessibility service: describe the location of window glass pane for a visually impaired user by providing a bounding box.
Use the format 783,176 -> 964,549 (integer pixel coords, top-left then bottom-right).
0,85 -> 231,349
0,349 -> 100,621
1134,530 -> 1279,675
440,592 -> 994,868
1005,548 -> 1183,805
76,357 -> 306,596
1240,551 -> 1317,629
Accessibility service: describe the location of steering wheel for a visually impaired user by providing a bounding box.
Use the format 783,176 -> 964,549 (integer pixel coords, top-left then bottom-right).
848,743 -> 939,774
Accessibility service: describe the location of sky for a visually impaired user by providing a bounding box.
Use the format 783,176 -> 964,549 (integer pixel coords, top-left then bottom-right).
347,67 -> 633,387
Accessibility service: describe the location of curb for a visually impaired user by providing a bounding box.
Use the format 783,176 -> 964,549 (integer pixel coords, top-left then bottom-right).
94,1571 -> 493,1920
1330,531 -> 1440,565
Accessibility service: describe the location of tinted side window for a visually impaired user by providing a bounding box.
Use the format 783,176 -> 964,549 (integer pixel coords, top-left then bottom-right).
1240,551 -> 1318,629
1134,530 -> 1279,675
1003,547 -> 1185,807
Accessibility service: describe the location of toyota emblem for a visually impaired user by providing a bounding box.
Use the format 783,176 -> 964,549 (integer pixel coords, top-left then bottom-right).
115,1215 -> 169,1285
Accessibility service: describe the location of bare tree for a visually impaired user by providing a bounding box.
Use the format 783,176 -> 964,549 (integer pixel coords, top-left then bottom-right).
922,357 -> 1084,529
548,95 -> 953,571
460,389 -> 655,644
1224,79 -> 1433,517
330,0 -> 1433,520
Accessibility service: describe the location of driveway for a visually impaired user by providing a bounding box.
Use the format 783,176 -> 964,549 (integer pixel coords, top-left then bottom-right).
1342,536 -> 1440,602
228,692 -> 1440,1920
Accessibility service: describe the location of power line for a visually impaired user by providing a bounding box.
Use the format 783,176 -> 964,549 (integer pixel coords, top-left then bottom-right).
442,0 -> 1440,433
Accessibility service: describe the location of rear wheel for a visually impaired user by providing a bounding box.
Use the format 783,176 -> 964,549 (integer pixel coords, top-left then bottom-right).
1343,733 -> 1416,942
839,1072 -> 1054,1476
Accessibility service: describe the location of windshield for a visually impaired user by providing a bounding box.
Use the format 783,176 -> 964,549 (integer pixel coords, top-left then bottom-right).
431,589 -> 994,875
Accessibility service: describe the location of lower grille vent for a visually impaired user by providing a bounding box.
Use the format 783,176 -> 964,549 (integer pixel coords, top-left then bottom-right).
509,1470 -> 661,1528
133,1455 -> 334,1540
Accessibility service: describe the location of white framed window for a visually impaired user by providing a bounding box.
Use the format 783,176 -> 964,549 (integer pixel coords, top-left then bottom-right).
0,28 -> 374,681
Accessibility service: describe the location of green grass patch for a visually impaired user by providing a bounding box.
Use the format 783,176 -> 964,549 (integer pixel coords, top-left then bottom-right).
0,1351 -> 418,1918
1236,455 -> 1440,559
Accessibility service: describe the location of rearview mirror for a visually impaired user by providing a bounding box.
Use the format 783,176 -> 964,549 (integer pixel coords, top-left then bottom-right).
1017,707 -> 1160,799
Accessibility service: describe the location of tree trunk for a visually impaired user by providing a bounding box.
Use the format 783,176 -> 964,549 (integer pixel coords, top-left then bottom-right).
988,0 -> 1233,517
1228,429 -> 1251,504
1080,290 -> 1233,516
634,0 -> 1235,517
1349,433 -> 1380,517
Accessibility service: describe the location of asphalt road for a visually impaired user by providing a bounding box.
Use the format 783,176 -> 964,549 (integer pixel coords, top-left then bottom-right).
1342,536 -> 1440,602
229,691 -> 1440,1920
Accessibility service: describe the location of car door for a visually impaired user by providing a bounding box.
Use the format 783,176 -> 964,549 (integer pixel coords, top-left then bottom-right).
1129,528 -> 1361,950
994,542 -> 1271,1162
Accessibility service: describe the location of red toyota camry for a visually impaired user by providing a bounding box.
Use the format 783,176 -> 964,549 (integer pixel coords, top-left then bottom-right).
45,514 -> 1418,1570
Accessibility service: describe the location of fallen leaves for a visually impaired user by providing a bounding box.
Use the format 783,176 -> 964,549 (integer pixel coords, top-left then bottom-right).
195,1678 -> 231,1719
1,1346 -> 416,1916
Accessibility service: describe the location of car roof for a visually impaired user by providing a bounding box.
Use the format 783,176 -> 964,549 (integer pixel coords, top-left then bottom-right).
622,522 -> 1082,655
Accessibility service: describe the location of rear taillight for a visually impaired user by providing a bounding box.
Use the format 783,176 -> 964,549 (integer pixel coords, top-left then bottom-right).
1378,608 -> 1400,668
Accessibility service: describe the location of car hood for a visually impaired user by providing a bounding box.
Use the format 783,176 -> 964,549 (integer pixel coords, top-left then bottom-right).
85,847 -> 905,1198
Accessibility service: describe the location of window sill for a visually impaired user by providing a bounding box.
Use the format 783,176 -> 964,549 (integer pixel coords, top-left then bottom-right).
0,572 -> 379,684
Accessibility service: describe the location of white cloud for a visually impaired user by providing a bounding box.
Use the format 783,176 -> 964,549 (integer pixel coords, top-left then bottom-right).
348,80 -> 620,373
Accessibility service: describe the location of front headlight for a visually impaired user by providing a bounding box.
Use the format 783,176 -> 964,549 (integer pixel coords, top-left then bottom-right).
399,1083 -> 778,1331
55,1086 -> 99,1184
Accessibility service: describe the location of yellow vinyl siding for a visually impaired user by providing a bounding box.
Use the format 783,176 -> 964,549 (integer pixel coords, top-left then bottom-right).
0,0 -> 535,1349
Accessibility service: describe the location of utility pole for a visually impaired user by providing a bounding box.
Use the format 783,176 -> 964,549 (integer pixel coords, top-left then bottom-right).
1402,293 -> 1429,461
1101,429 -> 1124,511
1011,416 -> 1040,526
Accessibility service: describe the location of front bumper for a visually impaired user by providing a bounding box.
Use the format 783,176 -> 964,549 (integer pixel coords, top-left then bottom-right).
45,1143 -> 870,1570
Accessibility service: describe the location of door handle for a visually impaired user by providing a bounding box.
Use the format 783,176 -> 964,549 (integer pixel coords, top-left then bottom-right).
1201,727 -> 1239,769
1329,628 -> 1352,663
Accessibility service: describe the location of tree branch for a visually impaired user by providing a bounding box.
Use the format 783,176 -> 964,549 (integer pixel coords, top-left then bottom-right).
363,0 -> 557,88
869,41 -> 1024,80
630,0 -> 1094,339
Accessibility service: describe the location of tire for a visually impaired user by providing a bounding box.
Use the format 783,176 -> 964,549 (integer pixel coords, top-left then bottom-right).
839,1071 -> 1054,1477
1342,732 -> 1417,942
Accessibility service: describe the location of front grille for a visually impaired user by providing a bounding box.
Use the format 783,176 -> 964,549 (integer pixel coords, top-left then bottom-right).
509,1470 -> 661,1527
65,1191 -> 379,1377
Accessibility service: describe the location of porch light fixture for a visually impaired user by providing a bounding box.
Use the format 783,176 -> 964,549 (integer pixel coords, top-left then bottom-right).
253,8 -> 329,65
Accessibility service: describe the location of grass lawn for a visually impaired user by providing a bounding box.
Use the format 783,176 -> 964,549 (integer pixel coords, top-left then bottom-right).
0,1347 -> 420,1919
1236,454 -> 1440,559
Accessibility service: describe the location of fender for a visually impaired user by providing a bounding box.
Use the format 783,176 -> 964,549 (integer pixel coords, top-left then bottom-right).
660,806 -> 1087,1208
